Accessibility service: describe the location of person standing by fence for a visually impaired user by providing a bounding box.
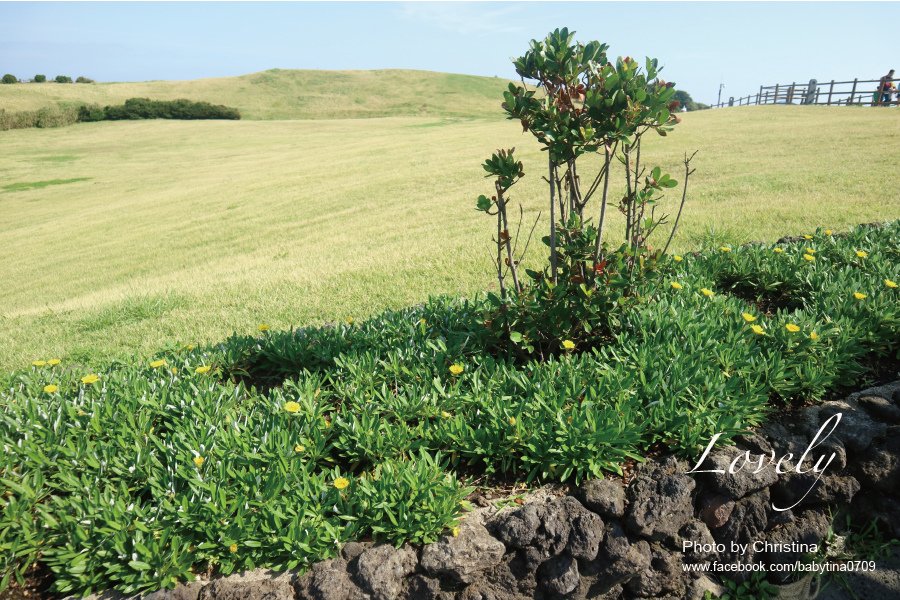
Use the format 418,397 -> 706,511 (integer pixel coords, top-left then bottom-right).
876,69 -> 895,105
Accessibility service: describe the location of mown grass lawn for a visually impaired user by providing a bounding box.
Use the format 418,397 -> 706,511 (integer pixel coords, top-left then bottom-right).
1,105 -> 899,371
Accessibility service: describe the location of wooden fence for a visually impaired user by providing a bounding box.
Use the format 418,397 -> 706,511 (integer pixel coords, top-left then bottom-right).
713,78 -> 899,108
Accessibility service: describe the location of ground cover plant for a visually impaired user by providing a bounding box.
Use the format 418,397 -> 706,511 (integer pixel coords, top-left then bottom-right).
1,222 -> 897,596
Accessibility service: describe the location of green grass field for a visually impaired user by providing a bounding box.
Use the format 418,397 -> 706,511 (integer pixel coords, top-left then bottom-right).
1,97 -> 899,371
0,69 -> 511,120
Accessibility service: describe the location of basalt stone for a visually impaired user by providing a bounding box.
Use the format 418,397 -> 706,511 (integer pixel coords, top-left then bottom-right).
772,472 -> 860,509
858,395 -> 900,423
199,570 -> 296,600
762,510 -> 829,583
854,435 -> 900,493
699,449 -> 779,500
145,583 -> 204,600
626,464 -> 695,542
849,381 -> 900,405
402,575 -> 455,600
818,399 -> 887,454
577,478 -> 626,518
420,520 -> 506,584
537,554 -> 580,596
353,544 -> 417,600
340,541 -> 372,563
296,558 -> 368,600
488,496 -> 586,565
679,520 -> 718,563
699,493 -> 735,529
758,422 -> 810,458
712,488 -> 769,578
596,522 -> 653,587
624,544 -> 686,598
566,506 -> 605,561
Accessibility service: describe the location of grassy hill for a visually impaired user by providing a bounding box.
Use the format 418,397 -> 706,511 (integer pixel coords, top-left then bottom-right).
0,69 -> 513,120
1,105 -> 899,369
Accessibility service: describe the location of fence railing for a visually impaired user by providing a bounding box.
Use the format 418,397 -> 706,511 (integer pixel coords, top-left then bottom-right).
712,78 -> 899,108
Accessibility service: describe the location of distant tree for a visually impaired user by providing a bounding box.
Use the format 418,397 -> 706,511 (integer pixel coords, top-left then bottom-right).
1,74 -> 18,84
34,74 -> 47,83
54,75 -> 73,83
673,90 -> 709,111
75,76 -> 95,84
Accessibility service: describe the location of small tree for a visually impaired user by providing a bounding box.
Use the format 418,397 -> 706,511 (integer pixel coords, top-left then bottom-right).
75,76 -> 95,84
1,74 -> 17,84
54,75 -> 73,83
475,28 -> 697,358
34,74 -> 46,83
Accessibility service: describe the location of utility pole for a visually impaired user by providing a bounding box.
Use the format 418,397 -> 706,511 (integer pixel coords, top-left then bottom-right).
717,83 -> 725,107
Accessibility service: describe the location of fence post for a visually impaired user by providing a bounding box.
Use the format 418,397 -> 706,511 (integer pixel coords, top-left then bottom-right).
774,84 -> 780,104
849,78 -> 858,105
758,86 -> 763,105
827,80 -> 835,105
787,82 -> 795,104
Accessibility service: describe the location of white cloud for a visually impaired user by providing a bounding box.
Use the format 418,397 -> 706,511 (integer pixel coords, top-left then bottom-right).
396,2 -> 524,36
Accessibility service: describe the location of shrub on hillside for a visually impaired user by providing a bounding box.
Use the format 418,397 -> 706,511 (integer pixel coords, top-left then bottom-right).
33,74 -> 46,83
75,76 -> 95,84
79,97 -> 241,122
0,105 -> 80,131
54,75 -> 73,83
1,74 -> 17,84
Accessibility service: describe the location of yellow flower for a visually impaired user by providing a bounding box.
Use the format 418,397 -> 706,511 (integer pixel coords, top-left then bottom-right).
673,255 -> 683,262
750,325 -> 765,336
803,235 -> 813,240
719,246 -> 732,253
47,359 -> 61,366
334,477 -> 350,490
670,282 -> 683,290
258,323 -> 270,332
803,254 -> 815,262
195,365 -> 211,374
805,248 -> 815,254
283,401 -> 301,414
562,339 -> 575,350
345,316 -> 354,325
853,292 -> 867,300
229,543 -> 238,554
785,324 -> 800,333
32,360 -> 47,367
43,384 -> 59,394
294,444 -> 305,453
419,318 -> 427,325
185,344 -> 195,351
170,367 -> 178,374
700,288 -> 715,298
810,331 -> 819,341
193,456 -> 205,468
81,374 -> 99,385
886,279 -> 898,289
441,411 -> 452,419
149,359 -> 167,368
855,250 -> 868,259
452,526 -> 461,537
773,247 -> 784,254
449,364 -> 464,376
741,312 -> 757,323
508,416 -> 517,426
824,229 -> 833,236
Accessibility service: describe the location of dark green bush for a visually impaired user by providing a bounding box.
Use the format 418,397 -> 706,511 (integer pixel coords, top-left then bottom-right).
54,75 -> 72,83
33,74 -> 46,83
75,76 -> 95,84
1,74 -> 17,84
80,98 -> 241,122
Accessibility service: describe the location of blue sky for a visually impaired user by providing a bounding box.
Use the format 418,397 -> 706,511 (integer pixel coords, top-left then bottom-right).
2,1 -> 899,104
